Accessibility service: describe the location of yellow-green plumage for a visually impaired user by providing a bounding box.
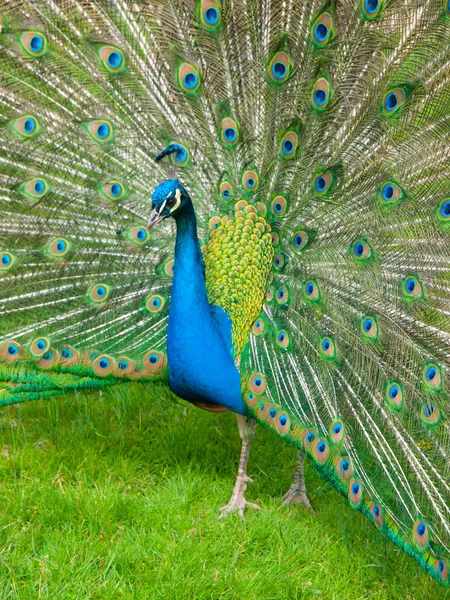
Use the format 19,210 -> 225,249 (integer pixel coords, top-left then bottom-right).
205,201 -> 274,355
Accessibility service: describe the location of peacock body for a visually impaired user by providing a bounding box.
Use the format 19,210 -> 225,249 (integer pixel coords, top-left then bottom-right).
0,0 -> 450,587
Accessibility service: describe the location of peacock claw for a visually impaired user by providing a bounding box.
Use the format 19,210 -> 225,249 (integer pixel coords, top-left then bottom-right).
218,495 -> 261,520
280,451 -> 315,512
280,484 -> 315,513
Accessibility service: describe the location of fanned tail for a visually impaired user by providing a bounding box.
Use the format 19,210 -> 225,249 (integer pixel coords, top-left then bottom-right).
0,0 -> 449,587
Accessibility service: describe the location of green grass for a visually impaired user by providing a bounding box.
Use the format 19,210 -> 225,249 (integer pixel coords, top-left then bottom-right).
0,386 -> 448,599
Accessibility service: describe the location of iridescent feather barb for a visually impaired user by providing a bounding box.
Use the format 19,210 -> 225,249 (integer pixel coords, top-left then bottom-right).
0,0 -> 450,588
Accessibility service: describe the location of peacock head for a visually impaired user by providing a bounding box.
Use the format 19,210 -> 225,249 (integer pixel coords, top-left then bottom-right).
147,179 -> 190,229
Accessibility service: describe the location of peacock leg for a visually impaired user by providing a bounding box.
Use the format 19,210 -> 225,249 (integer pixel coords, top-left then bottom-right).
281,450 -> 314,511
218,414 -> 260,519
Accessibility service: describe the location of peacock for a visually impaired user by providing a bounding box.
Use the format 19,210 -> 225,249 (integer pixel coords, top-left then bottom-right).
0,0 -> 449,588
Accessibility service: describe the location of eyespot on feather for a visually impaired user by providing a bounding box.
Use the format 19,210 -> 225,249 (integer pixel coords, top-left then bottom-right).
302,429 -> 318,449
369,503 -> 384,529
265,403 -> 278,424
256,399 -> 267,419
209,216 -> 221,230
312,171 -> 333,196
292,230 -> 309,252
271,195 -> 288,217
128,226 -> 149,245
219,180 -> 233,202
350,239 -> 373,261
302,280 -> 321,303
178,62 -> 201,94
434,559 -> 449,583
220,117 -> 240,147
143,350 -> 166,374
336,456 -> 354,481
319,336 -> 337,360
93,355 -> 116,377
242,169 -> 259,193
38,349 -> 59,369
273,253 -> 286,271
98,46 -> 126,73
99,180 -> 127,201
436,197 -> 450,226
266,287 -> 274,301
0,340 -> 23,362
401,274 -> 424,301
47,238 -> 71,258
268,51 -> 291,83
115,356 -> 135,377
83,119 -> 114,143
198,0 -> 222,30
169,142 -> 190,167
17,177 -> 51,200
385,381 -> 404,410
145,294 -> 166,314
311,438 -> 330,464
275,286 -> 289,306
382,88 -> 405,116
0,252 -> 15,271
252,317 -> 265,336
413,519 -> 429,551
18,31 -> 48,57
361,0 -> 384,20
245,390 -> 257,406
280,131 -> 298,159
98,45 -> 126,73
87,283 -> 110,304
360,315 -> 379,341
275,412 -> 290,435
60,345 -> 79,366
420,402 -> 441,427
248,373 -> 266,395
157,257 -> 175,278
11,114 -> 42,139
311,13 -> 333,47
311,77 -> 331,111
275,329 -> 290,350
422,362 -> 442,391
30,337 -> 50,358
329,419 -> 345,443
378,181 -> 405,205
348,478 -> 363,509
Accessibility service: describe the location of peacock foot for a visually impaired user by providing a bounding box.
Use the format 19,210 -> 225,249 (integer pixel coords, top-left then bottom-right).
280,450 -> 314,512
218,475 -> 261,519
281,482 -> 315,513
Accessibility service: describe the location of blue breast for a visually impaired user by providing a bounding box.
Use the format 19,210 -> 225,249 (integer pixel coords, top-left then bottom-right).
166,201 -> 247,415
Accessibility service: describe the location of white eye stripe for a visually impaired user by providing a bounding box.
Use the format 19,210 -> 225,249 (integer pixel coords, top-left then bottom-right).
169,188 -> 181,213
158,199 -> 167,214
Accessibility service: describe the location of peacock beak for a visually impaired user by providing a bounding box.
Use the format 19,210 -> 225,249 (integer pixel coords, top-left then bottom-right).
147,207 -> 165,230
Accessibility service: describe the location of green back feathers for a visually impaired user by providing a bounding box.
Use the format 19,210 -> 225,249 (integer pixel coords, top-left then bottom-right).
204,202 -> 273,356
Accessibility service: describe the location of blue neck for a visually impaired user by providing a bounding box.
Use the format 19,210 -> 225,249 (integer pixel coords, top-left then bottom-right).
166,199 -> 246,414
171,202 -> 208,316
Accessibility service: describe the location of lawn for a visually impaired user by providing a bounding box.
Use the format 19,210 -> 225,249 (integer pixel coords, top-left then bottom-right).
0,385 -> 448,599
